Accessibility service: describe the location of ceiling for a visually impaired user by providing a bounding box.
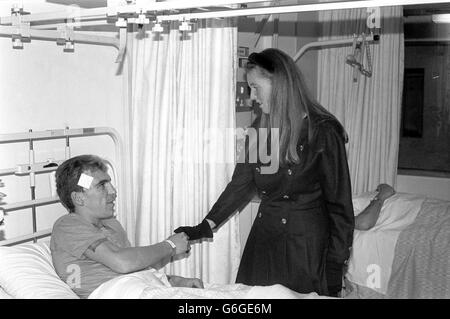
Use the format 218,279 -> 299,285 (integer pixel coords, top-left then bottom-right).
403,3 -> 450,17
41,1 -> 450,29
46,0 -> 107,8
45,1 -> 450,16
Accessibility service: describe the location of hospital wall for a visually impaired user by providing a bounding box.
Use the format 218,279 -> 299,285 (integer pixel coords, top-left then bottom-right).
397,174 -> 450,201
0,2 -> 127,240
236,12 -> 319,128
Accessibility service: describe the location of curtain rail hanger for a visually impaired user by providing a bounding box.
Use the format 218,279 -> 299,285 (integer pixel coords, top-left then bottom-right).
345,32 -> 374,81
2,0 -> 449,26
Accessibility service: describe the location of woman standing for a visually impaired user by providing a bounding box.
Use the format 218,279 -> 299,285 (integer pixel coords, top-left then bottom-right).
175,48 -> 354,297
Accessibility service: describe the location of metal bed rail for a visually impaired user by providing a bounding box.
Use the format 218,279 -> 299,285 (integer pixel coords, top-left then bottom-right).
0,126 -> 126,247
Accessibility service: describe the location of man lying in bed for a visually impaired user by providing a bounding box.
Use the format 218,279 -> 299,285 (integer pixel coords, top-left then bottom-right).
50,154 -> 203,299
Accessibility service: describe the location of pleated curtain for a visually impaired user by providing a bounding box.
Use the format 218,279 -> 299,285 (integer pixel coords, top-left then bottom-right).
125,19 -> 240,284
317,5 -> 404,195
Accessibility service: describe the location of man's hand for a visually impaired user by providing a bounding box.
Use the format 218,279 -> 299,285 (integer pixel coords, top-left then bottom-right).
166,232 -> 190,255
174,219 -> 213,241
168,275 -> 204,288
376,184 -> 395,202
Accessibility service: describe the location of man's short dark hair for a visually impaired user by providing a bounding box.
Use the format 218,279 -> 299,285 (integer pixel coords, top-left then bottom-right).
55,155 -> 107,213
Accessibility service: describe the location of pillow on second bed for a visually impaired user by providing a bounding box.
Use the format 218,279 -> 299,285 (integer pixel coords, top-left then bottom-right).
352,191 -> 377,216
0,286 -> 12,299
0,242 -> 79,299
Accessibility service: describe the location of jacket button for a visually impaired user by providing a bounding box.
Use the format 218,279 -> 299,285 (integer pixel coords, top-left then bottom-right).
283,195 -> 289,199
287,169 -> 292,175
261,190 -> 266,195
281,218 -> 287,224
258,212 -> 262,218
299,145 -> 304,152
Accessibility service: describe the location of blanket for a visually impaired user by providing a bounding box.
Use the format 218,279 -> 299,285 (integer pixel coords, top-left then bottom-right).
345,194 -> 450,299
88,269 -> 333,299
0,286 -> 12,299
386,197 -> 450,298
345,193 -> 426,295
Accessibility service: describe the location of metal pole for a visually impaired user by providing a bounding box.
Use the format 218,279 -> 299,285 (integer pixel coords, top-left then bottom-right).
28,129 -> 37,243
65,126 -> 71,159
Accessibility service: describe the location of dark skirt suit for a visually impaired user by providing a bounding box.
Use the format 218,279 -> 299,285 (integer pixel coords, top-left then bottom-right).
205,118 -> 354,296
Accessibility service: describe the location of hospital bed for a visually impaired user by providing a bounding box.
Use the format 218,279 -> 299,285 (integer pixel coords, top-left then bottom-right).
241,190 -> 450,299
0,127 -> 121,299
0,240 -> 336,299
0,127 -> 329,299
2,192 -> 448,299
2,191 -> 448,299
1,128 -> 449,299
344,191 -> 450,299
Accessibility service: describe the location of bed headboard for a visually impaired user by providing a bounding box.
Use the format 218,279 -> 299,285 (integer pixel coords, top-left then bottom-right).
0,126 -> 125,247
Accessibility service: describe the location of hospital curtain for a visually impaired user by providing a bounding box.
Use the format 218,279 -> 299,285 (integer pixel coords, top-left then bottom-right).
317,5 -> 404,195
126,19 -> 240,284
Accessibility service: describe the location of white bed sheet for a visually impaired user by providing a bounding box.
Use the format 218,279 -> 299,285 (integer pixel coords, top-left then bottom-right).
0,286 -> 13,299
0,242 -> 333,299
0,242 -> 79,299
89,268 -> 333,299
346,192 -> 425,295
3,191 -> 427,300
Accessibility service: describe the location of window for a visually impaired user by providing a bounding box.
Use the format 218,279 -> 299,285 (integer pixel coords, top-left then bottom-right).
399,6 -> 450,176
401,68 -> 424,138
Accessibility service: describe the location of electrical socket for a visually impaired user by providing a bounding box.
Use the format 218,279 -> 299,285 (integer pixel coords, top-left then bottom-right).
236,81 -> 252,109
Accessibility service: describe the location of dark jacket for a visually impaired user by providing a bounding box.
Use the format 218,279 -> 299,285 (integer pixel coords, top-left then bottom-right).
205,117 -> 354,296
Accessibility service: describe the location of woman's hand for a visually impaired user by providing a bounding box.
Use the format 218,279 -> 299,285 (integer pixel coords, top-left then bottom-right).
174,219 -> 213,240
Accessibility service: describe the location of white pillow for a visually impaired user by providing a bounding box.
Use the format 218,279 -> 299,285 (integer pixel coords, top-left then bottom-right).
0,242 -> 79,299
0,286 -> 12,299
352,191 -> 377,216
347,192 -> 427,295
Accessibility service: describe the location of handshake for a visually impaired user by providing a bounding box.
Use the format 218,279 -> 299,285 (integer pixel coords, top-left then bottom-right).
166,219 -> 215,255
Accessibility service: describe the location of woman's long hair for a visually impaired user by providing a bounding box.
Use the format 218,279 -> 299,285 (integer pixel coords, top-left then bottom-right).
246,48 -> 347,166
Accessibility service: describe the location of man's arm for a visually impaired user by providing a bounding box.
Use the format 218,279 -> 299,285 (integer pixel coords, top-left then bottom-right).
355,184 -> 395,230
84,232 -> 189,274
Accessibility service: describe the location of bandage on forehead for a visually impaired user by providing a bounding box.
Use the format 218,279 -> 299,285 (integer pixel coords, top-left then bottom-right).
78,173 -> 93,189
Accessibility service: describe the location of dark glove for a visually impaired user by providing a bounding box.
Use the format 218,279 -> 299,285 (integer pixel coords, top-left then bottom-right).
326,261 -> 344,297
174,219 -> 213,241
